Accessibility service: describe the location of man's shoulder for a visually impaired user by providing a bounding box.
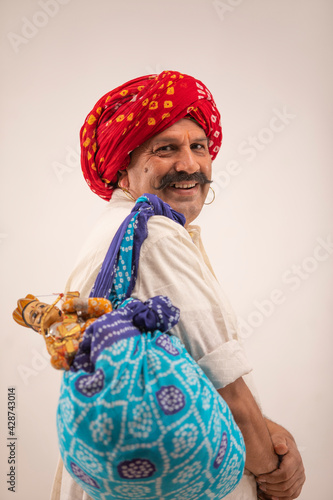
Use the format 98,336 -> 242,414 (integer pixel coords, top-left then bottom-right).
146,214 -> 191,242
139,216 -> 205,263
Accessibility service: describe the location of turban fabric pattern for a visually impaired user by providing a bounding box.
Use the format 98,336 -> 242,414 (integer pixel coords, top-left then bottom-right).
80,71 -> 222,200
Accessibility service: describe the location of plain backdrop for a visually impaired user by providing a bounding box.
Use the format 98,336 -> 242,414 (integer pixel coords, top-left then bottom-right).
1,1 -> 332,499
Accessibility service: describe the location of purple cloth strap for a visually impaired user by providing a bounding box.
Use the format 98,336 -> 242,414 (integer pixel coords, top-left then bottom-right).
90,193 -> 185,300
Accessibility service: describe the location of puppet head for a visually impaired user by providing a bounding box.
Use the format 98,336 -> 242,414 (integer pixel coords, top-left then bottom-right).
13,294 -> 62,333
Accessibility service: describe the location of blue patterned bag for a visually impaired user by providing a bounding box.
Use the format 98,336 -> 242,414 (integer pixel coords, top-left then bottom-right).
57,195 -> 245,499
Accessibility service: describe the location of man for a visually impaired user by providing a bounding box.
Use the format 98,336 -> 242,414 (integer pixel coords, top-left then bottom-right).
51,71 -> 305,499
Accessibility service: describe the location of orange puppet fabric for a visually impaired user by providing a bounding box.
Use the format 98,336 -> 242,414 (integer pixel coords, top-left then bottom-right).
80,70 -> 222,200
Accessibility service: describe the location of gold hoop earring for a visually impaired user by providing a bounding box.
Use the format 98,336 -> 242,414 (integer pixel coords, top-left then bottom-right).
119,186 -> 136,202
204,186 -> 215,205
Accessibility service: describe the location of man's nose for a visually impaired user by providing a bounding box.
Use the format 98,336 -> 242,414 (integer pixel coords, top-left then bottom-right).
173,147 -> 198,173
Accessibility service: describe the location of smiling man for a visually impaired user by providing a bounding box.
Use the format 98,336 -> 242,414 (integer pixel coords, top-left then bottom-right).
51,71 -> 305,500
118,118 -> 212,226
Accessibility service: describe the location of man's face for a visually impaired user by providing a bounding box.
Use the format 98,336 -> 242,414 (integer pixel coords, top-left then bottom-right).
119,118 -> 212,226
23,300 -> 62,332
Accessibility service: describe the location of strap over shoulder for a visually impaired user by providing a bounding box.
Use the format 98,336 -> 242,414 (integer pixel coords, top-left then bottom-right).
90,194 -> 185,304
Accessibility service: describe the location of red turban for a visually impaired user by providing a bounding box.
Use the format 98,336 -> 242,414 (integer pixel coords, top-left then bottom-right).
80,70 -> 222,200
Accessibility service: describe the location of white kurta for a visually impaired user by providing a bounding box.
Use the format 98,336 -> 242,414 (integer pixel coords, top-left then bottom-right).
51,189 -> 257,500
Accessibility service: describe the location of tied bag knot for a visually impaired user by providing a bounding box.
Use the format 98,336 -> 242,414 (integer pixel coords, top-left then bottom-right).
71,296 -> 180,373
128,296 -> 180,333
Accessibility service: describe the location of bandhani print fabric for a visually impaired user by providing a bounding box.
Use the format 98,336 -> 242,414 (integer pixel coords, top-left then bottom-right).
57,195 -> 245,500
80,70 -> 222,200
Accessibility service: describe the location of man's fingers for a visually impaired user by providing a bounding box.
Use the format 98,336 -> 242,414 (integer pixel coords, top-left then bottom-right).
274,442 -> 289,455
257,454 -> 295,483
258,484 -> 303,499
260,430 -> 305,498
257,468 -> 289,485
270,433 -> 288,448
257,450 -> 304,484
257,492 -> 269,500
257,488 -> 278,500
257,466 -> 305,499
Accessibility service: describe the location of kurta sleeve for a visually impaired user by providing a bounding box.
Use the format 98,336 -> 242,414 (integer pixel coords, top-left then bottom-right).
132,216 -> 252,389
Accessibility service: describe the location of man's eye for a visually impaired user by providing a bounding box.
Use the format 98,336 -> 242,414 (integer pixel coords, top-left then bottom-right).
31,312 -> 37,320
192,143 -> 205,150
155,145 -> 173,153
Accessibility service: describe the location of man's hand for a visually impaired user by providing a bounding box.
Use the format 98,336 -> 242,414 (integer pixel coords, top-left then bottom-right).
256,426 -> 305,499
218,379 -> 279,476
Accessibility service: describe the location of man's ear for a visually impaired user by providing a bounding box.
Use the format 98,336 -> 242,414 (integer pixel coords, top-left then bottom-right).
117,170 -> 129,189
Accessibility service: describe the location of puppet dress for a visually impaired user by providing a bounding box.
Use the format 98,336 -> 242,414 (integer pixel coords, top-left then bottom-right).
56,195 -> 245,500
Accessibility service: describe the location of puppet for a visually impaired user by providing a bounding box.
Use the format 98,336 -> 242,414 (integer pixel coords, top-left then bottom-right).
13,292 -> 112,370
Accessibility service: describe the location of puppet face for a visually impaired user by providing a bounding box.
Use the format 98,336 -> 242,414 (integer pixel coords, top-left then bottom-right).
119,118 -> 212,226
23,300 -> 62,332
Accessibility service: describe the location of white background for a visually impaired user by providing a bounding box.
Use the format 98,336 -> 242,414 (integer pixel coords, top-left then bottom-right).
1,0 -> 332,499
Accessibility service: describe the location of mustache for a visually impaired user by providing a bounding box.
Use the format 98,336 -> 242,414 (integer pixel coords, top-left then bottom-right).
154,171 -> 212,190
